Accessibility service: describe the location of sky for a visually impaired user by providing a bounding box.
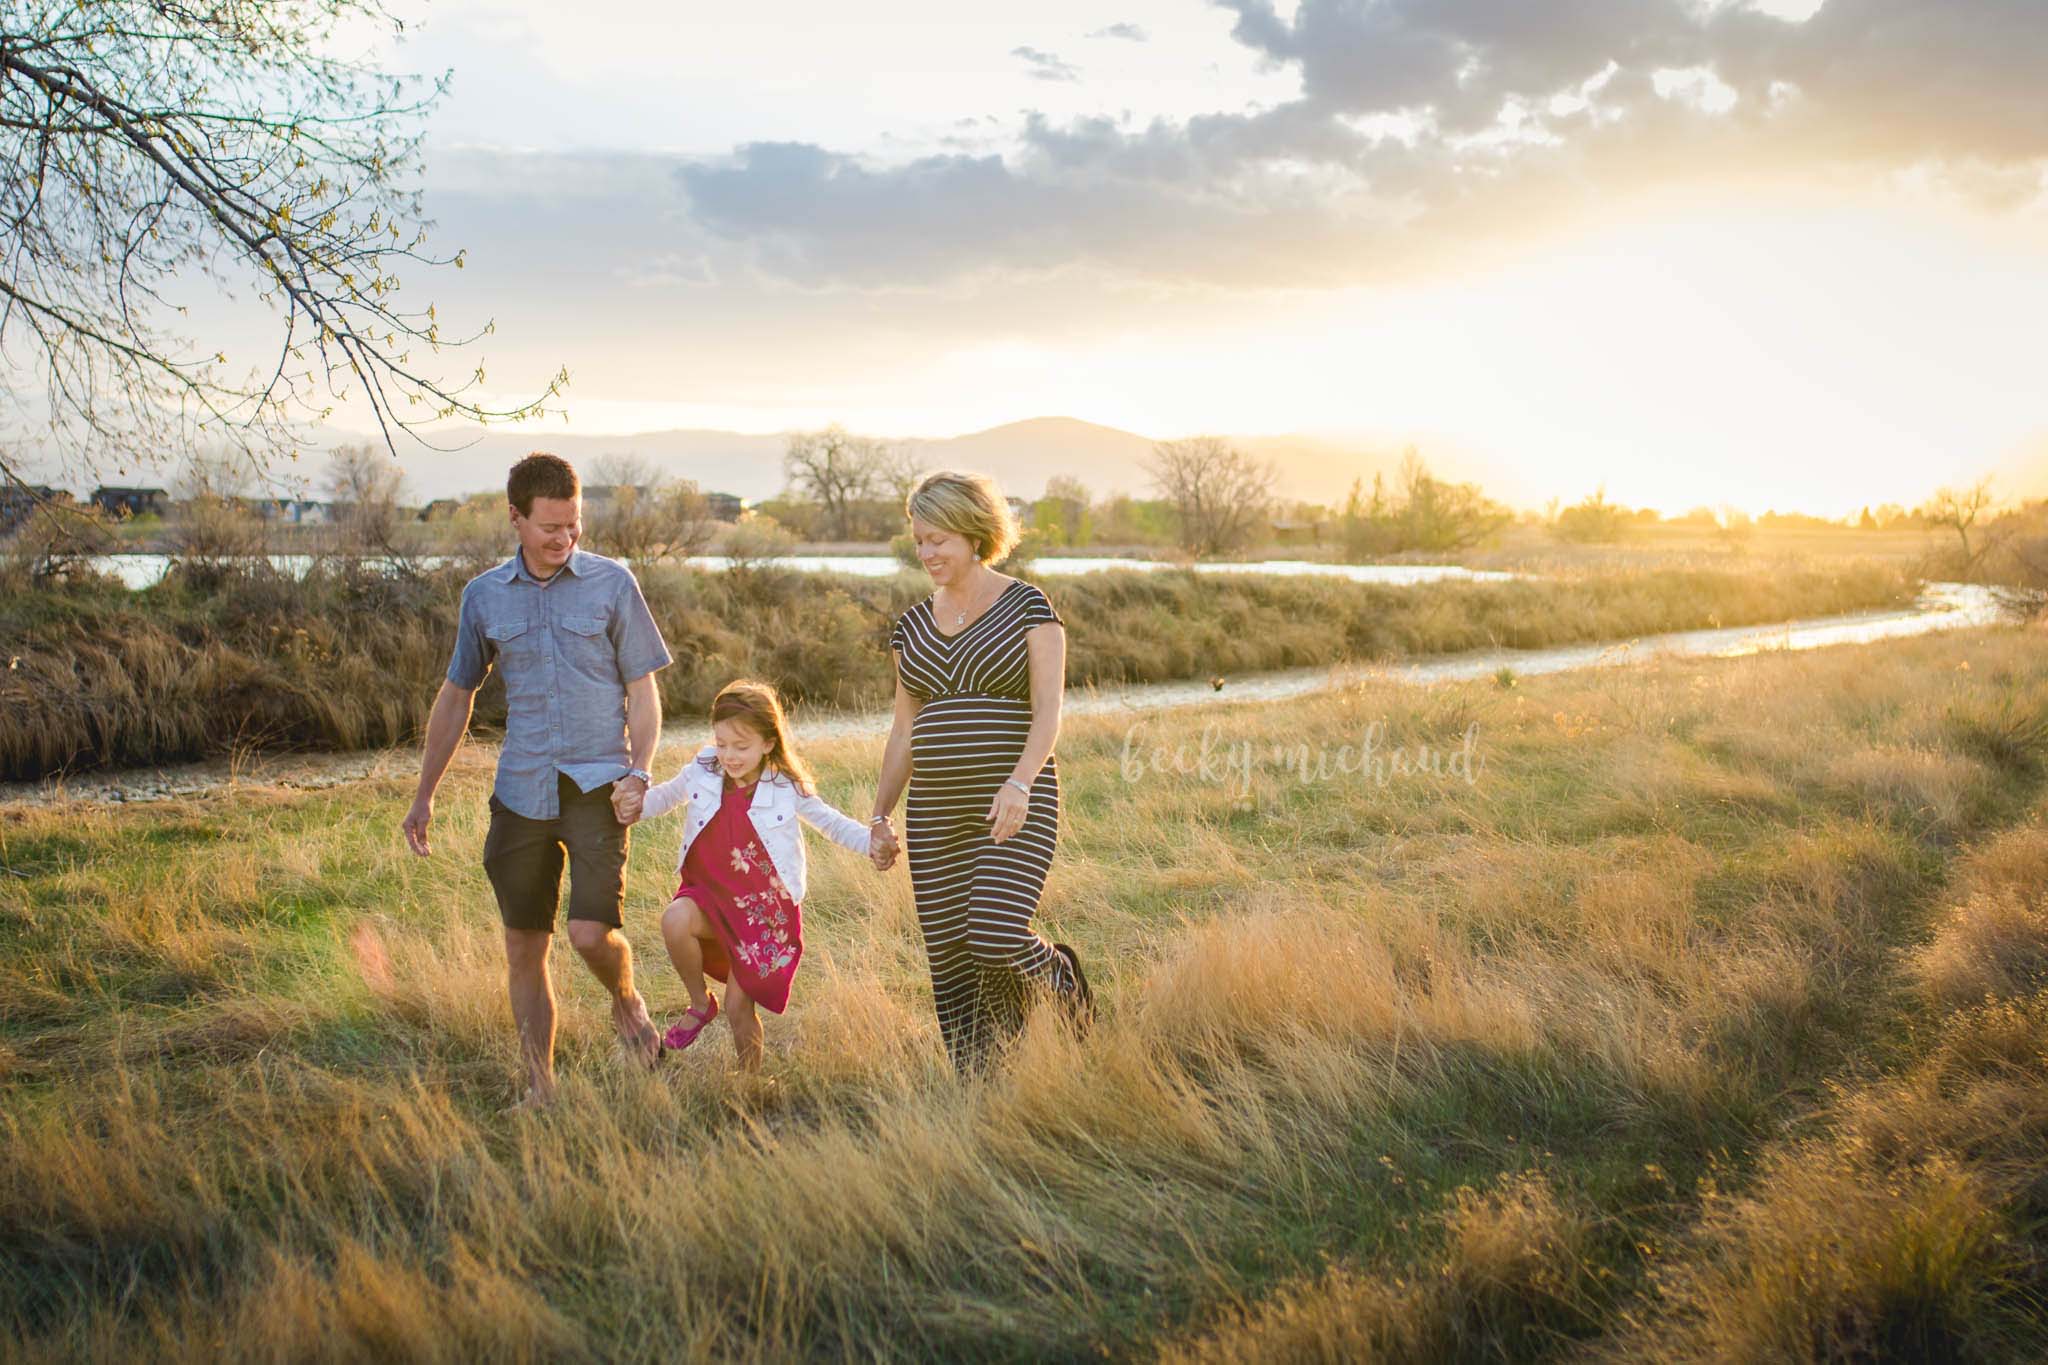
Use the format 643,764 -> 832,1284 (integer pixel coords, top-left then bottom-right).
213,1 -> 2048,514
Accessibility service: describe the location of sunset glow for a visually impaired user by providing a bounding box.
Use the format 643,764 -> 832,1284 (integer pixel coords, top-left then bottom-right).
190,1 -> 2048,512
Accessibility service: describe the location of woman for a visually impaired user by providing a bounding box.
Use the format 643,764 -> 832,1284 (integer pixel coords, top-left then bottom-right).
870,470 -> 1092,1073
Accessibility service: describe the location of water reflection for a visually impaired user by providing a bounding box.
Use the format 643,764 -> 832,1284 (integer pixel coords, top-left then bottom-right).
91,551 -> 1516,590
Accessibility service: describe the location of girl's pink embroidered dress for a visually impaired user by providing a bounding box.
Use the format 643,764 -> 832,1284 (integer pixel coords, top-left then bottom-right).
674,777 -> 804,1013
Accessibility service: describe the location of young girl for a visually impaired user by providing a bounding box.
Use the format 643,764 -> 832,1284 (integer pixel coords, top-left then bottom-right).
632,679 -> 889,1069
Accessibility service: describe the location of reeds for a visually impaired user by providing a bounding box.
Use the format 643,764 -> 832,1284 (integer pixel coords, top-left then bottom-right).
0,556 -> 1913,781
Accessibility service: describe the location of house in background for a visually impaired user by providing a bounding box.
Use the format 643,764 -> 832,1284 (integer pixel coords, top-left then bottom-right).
0,485 -> 71,533
416,498 -> 462,522
586,484 -> 746,523
236,497 -> 333,525
90,486 -> 169,519
1270,516 -> 1327,547
580,484 -> 646,508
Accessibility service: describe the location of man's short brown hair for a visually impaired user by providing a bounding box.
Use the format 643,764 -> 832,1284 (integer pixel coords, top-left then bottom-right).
507,453 -> 580,517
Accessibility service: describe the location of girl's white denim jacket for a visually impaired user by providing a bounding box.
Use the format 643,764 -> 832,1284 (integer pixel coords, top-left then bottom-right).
640,745 -> 872,905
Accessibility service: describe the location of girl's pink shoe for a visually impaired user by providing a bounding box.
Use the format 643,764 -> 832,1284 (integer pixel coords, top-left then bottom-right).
663,998 -> 720,1051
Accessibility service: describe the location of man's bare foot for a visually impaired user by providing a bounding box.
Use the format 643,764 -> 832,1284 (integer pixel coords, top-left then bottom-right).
613,991 -> 662,1069
501,1086 -> 555,1116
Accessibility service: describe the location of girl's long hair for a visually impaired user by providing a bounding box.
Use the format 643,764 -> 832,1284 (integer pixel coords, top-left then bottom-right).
710,678 -> 817,795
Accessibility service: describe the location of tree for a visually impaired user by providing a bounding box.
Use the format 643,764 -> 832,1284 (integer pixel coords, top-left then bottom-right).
0,0 -> 563,491
1390,450 -> 1509,551
1920,479 -> 2000,576
782,426 -> 894,541
1552,487 -> 1634,544
1714,504 -> 1753,548
1033,475 -> 1093,547
0,498 -> 114,581
875,442 -> 926,508
1337,451 -> 1507,557
1995,499 -> 2048,589
1338,473 -> 1391,556
1093,492 -> 1173,547
324,443 -> 407,552
168,450 -> 266,565
586,454 -> 715,563
1144,436 -> 1276,558
721,511 -> 797,575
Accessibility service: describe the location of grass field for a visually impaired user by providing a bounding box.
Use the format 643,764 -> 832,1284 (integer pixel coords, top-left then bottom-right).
4,623 -> 2047,1360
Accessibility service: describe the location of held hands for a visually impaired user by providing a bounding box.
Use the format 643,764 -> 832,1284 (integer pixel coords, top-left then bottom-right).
868,816 -> 900,871
611,776 -> 648,826
986,781 -> 1029,843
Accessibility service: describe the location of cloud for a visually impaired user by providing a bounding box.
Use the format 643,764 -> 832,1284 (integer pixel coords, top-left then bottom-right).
1087,22 -> 1150,42
1215,0 -> 2048,157
1216,0 -> 1704,131
613,252 -> 715,289
666,0 -> 2048,291
1011,46 -> 1081,83
673,133 -> 1400,290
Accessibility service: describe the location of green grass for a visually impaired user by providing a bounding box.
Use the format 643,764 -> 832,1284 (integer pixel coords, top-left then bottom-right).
4,625 -> 2047,1360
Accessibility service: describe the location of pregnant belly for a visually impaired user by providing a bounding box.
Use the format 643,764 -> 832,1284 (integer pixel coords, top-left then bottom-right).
910,694 -> 1032,787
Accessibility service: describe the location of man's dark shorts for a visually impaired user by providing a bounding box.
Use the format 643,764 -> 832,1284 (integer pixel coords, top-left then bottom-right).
483,774 -> 628,932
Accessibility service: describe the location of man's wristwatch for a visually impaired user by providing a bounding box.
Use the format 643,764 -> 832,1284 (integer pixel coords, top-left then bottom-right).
623,767 -> 652,786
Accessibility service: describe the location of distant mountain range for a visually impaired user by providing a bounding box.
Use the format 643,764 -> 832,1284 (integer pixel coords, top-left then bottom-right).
317,415 -> 1495,509
26,414 -> 2047,516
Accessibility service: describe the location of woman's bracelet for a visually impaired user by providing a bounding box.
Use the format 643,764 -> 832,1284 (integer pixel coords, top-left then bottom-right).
869,815 -> 892,827
1004,778 -> 1032,797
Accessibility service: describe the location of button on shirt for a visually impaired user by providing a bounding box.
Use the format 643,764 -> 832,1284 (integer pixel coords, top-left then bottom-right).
446,549 -> 673,819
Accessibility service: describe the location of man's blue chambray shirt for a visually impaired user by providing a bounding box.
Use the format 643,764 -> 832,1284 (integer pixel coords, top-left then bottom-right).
446,549 -> 674,819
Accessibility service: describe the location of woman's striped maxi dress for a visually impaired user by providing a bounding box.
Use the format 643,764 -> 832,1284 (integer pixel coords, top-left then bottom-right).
890,578 -> 1079,1072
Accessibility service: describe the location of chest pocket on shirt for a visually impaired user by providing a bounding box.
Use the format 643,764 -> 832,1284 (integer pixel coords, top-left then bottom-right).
555,614 -> 613,676
485,618 -> 534,665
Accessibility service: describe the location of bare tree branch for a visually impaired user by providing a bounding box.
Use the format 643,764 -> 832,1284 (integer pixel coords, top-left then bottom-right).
1921,478 -> 1999,577
586,453 -> 716,563
0,0 -> 566,492
782,426 -> 899,541
1145,436 -> 1276,558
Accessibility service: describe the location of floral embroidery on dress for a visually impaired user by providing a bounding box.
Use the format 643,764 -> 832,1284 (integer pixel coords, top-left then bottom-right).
676,780 -> 807,1014
724,837 -> 799,976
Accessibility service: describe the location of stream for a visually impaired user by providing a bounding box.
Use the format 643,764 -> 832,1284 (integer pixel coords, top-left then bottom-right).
0,582 -> 2017,808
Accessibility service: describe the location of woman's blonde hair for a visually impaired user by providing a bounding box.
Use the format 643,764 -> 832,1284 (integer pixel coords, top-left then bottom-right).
906,469 -> 1020,564
708,679 -> 817,795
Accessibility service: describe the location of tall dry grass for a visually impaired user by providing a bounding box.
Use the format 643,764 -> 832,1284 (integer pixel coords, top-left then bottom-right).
3,624 -> 2046,1359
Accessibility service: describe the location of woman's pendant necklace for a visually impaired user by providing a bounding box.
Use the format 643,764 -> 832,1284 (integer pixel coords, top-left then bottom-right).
949,578 -> 989,629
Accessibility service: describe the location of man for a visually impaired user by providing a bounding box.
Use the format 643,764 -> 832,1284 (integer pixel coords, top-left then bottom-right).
402,452 -> 672,1108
